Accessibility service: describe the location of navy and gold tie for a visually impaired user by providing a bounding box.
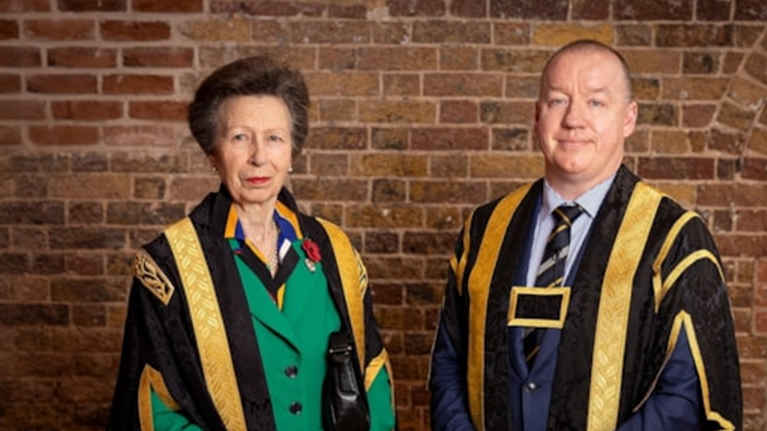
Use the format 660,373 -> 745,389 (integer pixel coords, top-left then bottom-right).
523,204 -> 584,366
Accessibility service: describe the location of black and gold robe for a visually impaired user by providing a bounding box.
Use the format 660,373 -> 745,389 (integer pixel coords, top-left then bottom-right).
429,166 -> 741,431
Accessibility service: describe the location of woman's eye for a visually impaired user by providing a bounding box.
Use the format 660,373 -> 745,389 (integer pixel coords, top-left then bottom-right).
269,134 -> 284,142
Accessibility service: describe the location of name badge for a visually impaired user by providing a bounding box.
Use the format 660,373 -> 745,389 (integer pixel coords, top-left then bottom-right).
507,286 -> 571,329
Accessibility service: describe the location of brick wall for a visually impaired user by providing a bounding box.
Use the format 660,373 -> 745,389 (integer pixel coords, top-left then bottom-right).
1,0 -> 765,430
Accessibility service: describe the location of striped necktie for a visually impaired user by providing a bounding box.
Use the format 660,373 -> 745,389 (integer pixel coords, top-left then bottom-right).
523,204 -> 584,366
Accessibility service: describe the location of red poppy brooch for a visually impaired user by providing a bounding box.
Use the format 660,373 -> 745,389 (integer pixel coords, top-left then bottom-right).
301,238 -> 321,272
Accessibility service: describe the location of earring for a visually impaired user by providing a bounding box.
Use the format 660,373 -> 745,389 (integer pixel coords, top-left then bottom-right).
288,166 -> 293,173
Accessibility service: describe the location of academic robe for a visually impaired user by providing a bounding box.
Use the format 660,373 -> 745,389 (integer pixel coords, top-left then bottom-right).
429,166 -> 741,431
107,186 -> 395,431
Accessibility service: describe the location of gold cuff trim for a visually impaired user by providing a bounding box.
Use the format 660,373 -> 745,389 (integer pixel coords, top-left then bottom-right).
134,249 -> 175,306
365,349 -> 389,390
138,365 -> 181,431
508,286 -> 571,329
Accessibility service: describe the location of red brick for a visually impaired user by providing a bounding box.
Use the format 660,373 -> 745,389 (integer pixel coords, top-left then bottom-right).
123,47 -> 194,68
424,73 -> 503,97
491,0 -> 568,20
100,20 -> 170,41
133,0 -> 202,12
371,127 -> 408,151
383,74 -> 420,97
29,126 -> 99,146
27,74 -> 97,94
493,128 -> 531,151
410,180 -> 488,204
614,0 -> 692,19
346,204 -> 424,229
291,21 -> 370,44
317,99 -> 355,122
0,19 -> 18,39
412,21 -> 490,44
744,52 -> 767,86
471,154 -> 543,179
0,0 -> 49,11
734,0 -> 767,20
52,100 -> 123,121
326,3 -> 365,18
0,100 -> 45,120
128,101 -> 187,121
359,100 -> 436,123
23,19 -> 95,40
636,103 -> 678,126
358,47 -> 437,70
291,178 -> 368,202
637,157 -> 715,180
481,48 -> 550,73
0,47 -> 41,67
372,22 -> 410,44
682,104 -> 716,128
440,100 -> 478,123
699,184 -> 767,207
350,154 -> 428,177
103,125 -> 175,147
102,74 -> 174,94
305,72 -> 378,97
480,101 -> 535,125
308,127 -> 366,151
494,22 -> 531,45
742,157 -> 767,181
388,0 -> 446,17
309,153 -> 349,177
683,51 -> 720,74
48,47 -> 117,68
736,210 -> 767,232
450,0 -> 486,17
58,0 -> 125,11
656,24 -> 733,47
616,24 -> 653,46
0,125 -> 21,146
572,0 -> 609,19
210,0 -> 323,16
697,0 -> 733,20
439,45 -> 478,71
412,127 -> 488,151
0,74 -> 20,93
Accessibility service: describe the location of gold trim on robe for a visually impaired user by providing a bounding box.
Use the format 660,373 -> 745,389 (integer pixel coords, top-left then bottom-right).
165,218 -> 247,431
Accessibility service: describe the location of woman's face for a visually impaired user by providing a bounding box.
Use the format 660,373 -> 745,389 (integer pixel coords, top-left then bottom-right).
209,95 -> 293,209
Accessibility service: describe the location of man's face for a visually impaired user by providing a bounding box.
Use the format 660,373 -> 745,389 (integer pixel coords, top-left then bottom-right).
535,49 -> 637,198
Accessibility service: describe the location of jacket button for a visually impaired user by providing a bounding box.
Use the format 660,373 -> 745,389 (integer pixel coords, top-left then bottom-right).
289,401 -> 302,415
525,381 -> 537,392
285,365 -> 298,378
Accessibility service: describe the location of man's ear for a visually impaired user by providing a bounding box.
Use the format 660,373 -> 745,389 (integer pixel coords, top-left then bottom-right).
622,100 -> 638,138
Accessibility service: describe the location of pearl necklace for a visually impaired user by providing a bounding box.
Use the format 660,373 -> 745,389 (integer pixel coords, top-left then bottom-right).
266,221 -> 279,276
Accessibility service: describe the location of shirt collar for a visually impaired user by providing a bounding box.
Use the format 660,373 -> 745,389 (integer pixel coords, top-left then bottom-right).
541,174 -> 616,221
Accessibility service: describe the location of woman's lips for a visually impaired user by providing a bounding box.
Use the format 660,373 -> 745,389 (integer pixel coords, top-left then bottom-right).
244,176 -> 269,185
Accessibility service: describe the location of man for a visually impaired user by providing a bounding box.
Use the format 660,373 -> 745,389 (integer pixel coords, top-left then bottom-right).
428,39 -> 742,431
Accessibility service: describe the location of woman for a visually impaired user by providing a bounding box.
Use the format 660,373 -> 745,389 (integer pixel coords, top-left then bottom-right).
107,56 -> 397,431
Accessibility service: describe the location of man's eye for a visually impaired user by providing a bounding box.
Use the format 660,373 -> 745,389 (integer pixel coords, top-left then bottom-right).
589,100 -> 605,107
549,98 -> 566,106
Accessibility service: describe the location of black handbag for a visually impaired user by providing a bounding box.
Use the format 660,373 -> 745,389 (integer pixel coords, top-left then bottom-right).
322,330 -> 371,431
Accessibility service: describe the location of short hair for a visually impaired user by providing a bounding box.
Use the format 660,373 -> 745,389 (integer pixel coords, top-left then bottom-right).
187,55 -> 310,156
540,39 -> 633,101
